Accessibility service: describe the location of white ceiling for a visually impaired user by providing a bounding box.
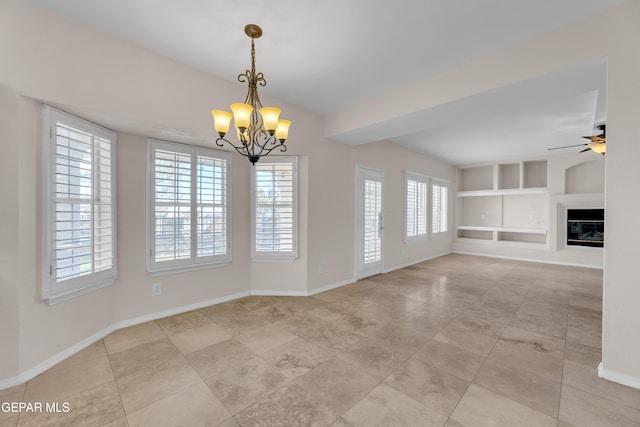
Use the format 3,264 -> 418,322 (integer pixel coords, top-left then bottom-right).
28,0 -> 624,165
389,59 -> 607,165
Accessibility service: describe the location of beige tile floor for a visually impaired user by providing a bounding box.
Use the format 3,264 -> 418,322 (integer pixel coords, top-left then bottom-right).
3,254 -> 640,426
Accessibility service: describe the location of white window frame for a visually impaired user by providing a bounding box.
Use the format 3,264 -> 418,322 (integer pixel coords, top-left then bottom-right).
404,171 -> 430,243
41,106 -> 117,304
430,178 -> 449,238
251,156 -> 298,262
147,139 -> 232,274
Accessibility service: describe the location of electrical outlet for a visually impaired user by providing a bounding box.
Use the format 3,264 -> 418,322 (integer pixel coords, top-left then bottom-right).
318,265 -> 324,274
152,283 -> 162,296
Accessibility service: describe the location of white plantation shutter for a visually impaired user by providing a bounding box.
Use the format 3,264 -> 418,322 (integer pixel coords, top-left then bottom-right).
405,172 -> 428,241
431,180 -> 448,236
43,107 -> 117,304
252,157 -> 297,261
196,155 -> 228,257
363,179 -> 382,264
93,136 -> 115,272
148,140 -> 231,273
153,149 -> 192,263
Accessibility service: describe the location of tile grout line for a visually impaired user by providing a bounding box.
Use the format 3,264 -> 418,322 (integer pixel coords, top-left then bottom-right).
102,338 -> 128,425
441,285 -> 505,425
557,307 -> 570,424
443,268 -> 570,425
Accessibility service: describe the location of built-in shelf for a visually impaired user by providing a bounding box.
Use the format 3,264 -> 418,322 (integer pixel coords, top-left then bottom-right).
459,165 -> 493,191
523,160 -> 547,188
457,160 -> 549,246
457,231 -> 493,240
457,188 -> 547,197
498,163 -> 520,190
458,160 -> 548,192
456,225 -> 547,235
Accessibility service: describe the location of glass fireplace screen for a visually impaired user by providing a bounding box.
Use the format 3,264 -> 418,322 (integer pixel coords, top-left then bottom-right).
567,208 -> 604,248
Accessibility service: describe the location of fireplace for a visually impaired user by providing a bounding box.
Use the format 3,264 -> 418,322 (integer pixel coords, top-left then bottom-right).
567,209 -> 604,248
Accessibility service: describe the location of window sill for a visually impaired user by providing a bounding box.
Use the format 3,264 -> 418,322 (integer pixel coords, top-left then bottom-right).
251,255 -> 298,263
430,232 -> 449,240
404,235 -> 429,244
148,260 -> 231,276
45,279 -> 114,306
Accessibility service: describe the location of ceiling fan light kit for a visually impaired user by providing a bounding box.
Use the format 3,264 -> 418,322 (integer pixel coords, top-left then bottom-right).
588,142 -> 606,154
549,124 -> 606,155
211,24 -> 291,165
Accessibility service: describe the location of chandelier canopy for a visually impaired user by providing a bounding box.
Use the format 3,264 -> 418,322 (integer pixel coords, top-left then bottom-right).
211,24 -> 291,165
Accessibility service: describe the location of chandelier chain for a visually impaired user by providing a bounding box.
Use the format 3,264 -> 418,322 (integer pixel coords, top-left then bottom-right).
236,36 -> 271,157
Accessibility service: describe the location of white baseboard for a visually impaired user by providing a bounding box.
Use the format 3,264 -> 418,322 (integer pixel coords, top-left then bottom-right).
253,277 -> 358,297
0,277 -> 369,390
114,291 -> 251,329
383,252 -> 452,274
0,290 -> 252,390
250,290 -> 308,297
598,362 -> 640,390
0,324 -> 117,390
452,250 -> 603,269
0,253 -> 457,391
307,278 -> 356,296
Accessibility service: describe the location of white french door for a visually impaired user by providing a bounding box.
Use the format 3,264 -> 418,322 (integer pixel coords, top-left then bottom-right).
356,165 -> 384,279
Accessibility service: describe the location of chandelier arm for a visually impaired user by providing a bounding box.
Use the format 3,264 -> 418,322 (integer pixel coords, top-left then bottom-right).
216,137 -> 251,157
249,134 -> 276,157
257,141 -> 288,157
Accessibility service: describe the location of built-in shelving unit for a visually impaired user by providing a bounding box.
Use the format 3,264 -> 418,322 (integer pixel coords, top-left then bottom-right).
457,188 -> 547,197
456,225 -> 547,235
456,160 -> 549,246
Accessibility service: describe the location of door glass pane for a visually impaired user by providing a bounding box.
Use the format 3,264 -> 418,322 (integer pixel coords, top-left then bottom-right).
363,179 -> 382,264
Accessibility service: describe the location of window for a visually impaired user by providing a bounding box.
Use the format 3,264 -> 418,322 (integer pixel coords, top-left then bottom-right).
42,106 -> 117,304
431,180 -> 449,237
404,172 -> 429,242
147,139 -> 231,273
252,157 -> 298,261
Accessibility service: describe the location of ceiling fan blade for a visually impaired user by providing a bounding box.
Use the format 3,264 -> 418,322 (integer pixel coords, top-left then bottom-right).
579,147 -> 592,153
548,143 -> 588,151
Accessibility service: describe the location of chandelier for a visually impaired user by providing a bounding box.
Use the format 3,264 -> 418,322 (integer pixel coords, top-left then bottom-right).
211,24 -> 291,165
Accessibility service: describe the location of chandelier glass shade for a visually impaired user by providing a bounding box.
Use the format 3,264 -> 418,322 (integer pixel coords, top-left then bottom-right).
211,24 -> 291,165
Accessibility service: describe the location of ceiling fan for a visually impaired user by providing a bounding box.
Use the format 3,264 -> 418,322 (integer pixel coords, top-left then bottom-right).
548,124 -> 606,155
